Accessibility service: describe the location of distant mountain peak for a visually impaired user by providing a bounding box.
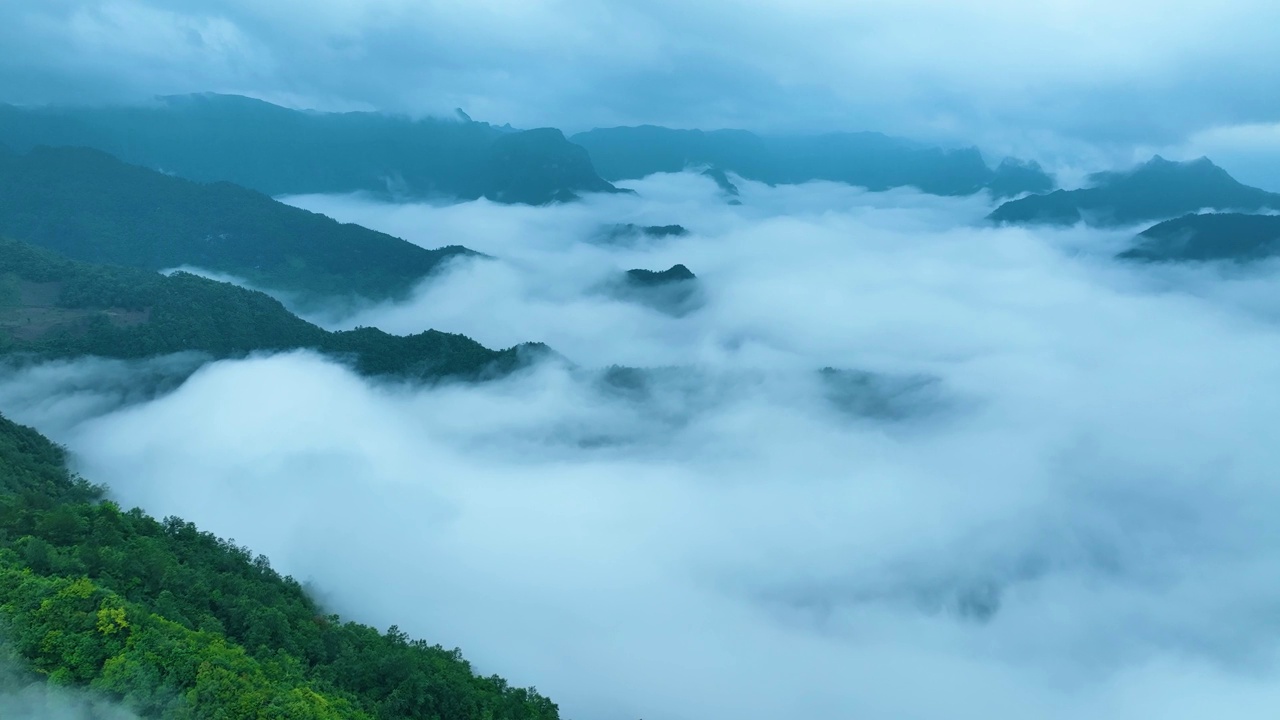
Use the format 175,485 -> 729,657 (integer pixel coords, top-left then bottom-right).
997,157 -> 1045,171
615,264 -> 702,316
1121,212 -> 1280,263
991,154 -> 1277,227
988,157 -> 1055,198
1116,154 -> 1229,179
625,264 -> 697,285
1081,155 -> 1241,195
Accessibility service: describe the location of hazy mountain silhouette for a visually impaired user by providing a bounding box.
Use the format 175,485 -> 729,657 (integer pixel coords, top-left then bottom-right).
625,264 -> 698,286
597,224 -> 690,245
0,93 -> 621,204
990,156 -> 1280,227
701,166 -> 743,203
571,125 -> 1054,197
1120,213 -> 1280,262
609,264 -> 702,316
0,145 -> 474,306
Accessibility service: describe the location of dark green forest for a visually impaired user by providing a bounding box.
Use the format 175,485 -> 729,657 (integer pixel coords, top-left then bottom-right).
0,94 -> 620,205
0,237 -> 545,382
0,411 -> 560,719
0,145 -> 475,306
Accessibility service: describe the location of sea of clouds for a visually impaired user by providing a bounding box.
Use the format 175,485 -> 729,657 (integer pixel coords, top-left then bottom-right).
4,172 -> 1280,719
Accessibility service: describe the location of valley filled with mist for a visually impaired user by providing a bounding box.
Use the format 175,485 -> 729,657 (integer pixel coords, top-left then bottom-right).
7,167 -> 1280,718
4,2 -> 1280,719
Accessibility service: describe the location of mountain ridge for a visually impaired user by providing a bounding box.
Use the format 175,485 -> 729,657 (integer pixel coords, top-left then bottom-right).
989,156 -> 1280,227
0,93 -> 622,205
571,125 -> 1055,197
0,236 -> 545,383
1120,212 -> 1280,262
0,145 -> 475,308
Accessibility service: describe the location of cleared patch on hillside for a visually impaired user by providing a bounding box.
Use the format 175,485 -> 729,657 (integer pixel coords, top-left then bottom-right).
0,279 -> 149,342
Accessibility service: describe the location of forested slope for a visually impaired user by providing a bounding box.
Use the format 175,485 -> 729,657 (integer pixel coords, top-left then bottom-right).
0,238 -> 544,382
0,412 -> 560,719
0,145 -> 474,306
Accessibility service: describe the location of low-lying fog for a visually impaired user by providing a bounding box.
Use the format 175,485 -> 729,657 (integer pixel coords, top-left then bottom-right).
5,173 -> 1280,719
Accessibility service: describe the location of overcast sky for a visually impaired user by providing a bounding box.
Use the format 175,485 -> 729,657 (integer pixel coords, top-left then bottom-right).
4,0 -> 1280,181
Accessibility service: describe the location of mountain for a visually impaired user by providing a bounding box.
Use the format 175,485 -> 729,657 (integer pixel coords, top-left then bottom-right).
987,158 -> 1056,198
0,145 -> 473,307
570,125 -> 1055,197
611,264 -> 702,316
624,264 -> 698,286
597,224 -> 690,245
0,237 -> 543,382
989,156 -> 1280,227
483,127 -> 620,203
0,410 -> 561,719
1119,213 -> 1280,262
0,93 -> 621,204
819,368 -> 945,421
701,167 -> 742,203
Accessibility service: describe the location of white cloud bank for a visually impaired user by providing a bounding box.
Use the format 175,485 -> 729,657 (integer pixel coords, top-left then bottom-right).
0,659 -> 142,720
4,174 -> 1280,719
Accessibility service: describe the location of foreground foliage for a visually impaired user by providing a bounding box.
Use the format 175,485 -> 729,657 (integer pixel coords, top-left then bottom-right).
0,412 -> 560,719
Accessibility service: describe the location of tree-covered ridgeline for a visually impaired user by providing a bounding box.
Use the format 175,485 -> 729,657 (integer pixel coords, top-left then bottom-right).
0,237 -> 548,382
0,144 -> 475,306
0,411 -> 561,719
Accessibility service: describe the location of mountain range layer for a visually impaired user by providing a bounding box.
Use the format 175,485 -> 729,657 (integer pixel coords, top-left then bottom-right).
572,125 -> 1056,197
0,144 -> 473,307
990,156 -> 1280,227
0,93 -> 621,205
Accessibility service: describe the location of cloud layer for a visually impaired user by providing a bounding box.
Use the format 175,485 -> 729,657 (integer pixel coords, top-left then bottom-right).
4,0 -> 1280,173
0,659 -> 142,720
4,175 -> 1280,718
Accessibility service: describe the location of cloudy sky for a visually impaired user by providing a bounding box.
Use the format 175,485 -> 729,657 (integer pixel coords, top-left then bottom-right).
3,0 -> 1280,185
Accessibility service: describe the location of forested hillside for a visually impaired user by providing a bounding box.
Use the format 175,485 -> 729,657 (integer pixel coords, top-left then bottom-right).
0,238 -> 544,382
0,412 -> 560,719
0,145 -> 474,306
